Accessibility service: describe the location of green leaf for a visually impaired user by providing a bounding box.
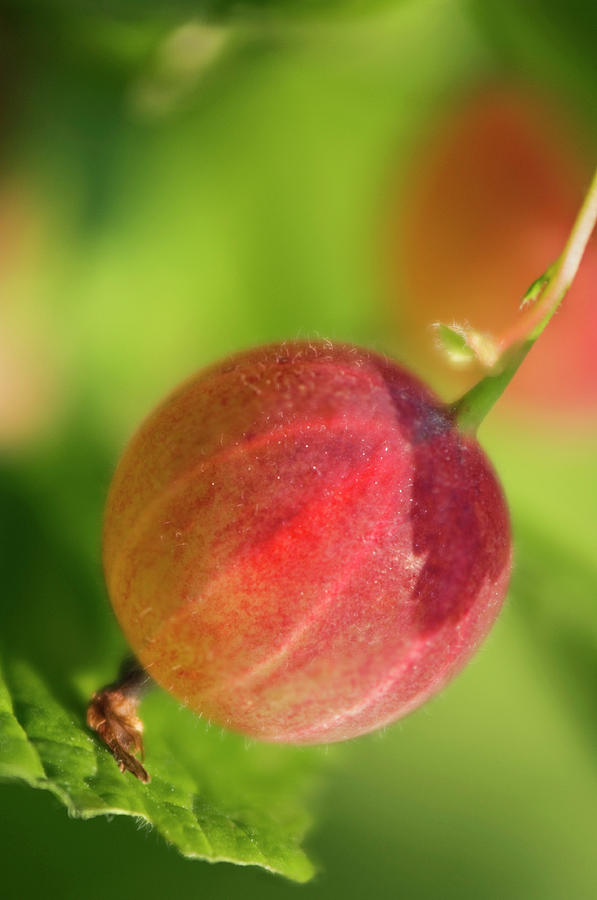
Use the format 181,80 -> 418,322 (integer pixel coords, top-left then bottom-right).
0,456 -> 319,883
0,663 -> 46,783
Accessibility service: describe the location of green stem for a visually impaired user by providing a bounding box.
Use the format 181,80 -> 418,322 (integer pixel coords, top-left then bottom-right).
451,164 -> 597,434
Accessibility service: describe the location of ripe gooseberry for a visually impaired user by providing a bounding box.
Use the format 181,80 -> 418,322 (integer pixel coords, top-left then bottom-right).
102,340 -> 512,748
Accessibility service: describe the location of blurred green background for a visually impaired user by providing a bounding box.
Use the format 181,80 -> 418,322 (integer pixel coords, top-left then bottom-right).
2,0 -> 597,897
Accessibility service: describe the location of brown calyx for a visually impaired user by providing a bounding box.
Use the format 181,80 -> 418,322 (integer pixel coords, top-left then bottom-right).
87,661 -> 152,783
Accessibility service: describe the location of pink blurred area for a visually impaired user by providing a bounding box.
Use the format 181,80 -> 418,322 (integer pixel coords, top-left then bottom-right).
389,83 -> 597,425
0,178 -> 61,450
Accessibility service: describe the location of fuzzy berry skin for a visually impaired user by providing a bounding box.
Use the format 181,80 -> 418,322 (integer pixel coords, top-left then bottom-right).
103,341 -> 512,744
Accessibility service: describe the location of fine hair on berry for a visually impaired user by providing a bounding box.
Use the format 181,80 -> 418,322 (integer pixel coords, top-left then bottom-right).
103,341 -> 512,744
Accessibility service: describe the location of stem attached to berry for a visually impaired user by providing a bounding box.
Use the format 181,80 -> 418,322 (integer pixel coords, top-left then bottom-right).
451,164 -> 597,434
87,658 -> 154,783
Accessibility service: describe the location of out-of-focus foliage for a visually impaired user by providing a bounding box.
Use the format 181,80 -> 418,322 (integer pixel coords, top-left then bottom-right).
470,0 -> 597,114
1,0 -> 597,897
2,0 -> 398,31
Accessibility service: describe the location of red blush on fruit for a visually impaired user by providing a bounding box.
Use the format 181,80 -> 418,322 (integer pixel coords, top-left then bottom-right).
103,341 -> 512,744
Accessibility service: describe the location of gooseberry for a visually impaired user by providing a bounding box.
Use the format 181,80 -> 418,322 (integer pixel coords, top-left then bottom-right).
389,85 -> 597,419
102,340 -> 511,746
